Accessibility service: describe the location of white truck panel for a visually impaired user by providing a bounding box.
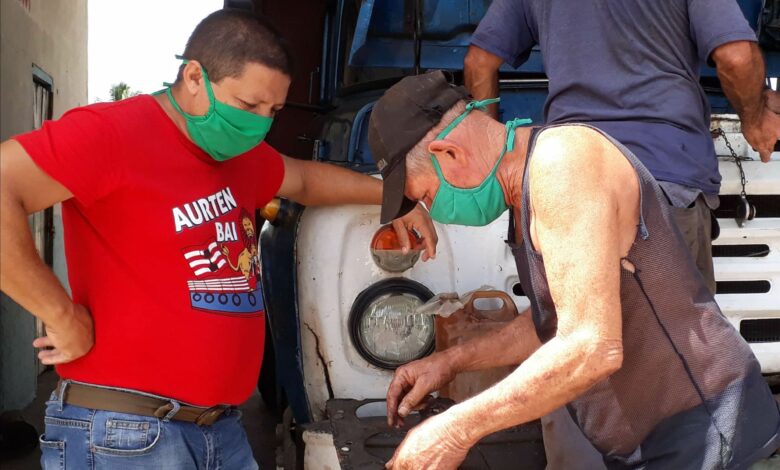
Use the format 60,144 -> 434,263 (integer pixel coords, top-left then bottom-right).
297,207 -> 528,418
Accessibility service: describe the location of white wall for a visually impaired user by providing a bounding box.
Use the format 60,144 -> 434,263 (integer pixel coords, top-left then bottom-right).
0,0 -> 88,411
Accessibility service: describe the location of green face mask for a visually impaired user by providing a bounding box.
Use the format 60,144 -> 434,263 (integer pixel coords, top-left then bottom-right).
428,98 -> 531,226
165,58 -> 274,162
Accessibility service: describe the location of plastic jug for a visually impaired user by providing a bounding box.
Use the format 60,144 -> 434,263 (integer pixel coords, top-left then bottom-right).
435,290 -> 519,402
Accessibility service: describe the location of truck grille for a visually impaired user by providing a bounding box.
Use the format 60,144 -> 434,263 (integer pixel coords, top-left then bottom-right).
716,280 -> 771,294
712,244 -> 770,258
740,319 -> 780,343
714,195 -> 780,219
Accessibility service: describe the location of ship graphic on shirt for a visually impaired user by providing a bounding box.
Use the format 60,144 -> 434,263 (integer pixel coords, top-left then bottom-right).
179,205 -> 264,316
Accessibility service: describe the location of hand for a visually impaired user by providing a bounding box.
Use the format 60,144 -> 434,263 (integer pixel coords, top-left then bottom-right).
386,412 -> 470,470
391,203 -> 438,261
386,352 -> 458,427
221,245 -> 230,255
764,89 -> 780,114
33,304 -> 94,365
742,106 -> 780,163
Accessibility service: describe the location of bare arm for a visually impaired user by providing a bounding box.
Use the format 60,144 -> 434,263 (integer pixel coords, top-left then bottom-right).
464,45 -> 504,119
712,41 -> 780,162
0,139 -> 93,364
277,155 -> 438,259
276,155 -> 382,206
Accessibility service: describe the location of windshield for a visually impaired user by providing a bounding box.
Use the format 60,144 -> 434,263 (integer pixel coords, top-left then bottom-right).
333,0 -> 779,97
337,0 -> 411,93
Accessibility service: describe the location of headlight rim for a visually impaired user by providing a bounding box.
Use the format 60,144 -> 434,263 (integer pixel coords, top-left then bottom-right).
348,277 -> 435,370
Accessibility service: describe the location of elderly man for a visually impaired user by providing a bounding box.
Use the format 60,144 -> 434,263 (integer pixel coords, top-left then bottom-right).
369,71 -> 780,470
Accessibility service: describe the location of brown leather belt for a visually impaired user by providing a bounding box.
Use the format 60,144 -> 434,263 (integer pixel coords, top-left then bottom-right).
56,381 -> 233,426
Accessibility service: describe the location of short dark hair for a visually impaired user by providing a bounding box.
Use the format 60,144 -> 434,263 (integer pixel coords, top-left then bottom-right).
178,9 -> 293,83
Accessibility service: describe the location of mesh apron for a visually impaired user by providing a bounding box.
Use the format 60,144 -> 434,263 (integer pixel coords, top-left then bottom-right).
508,124 -> 780,469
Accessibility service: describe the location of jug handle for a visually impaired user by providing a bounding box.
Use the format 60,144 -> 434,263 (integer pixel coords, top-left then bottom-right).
464,290 -> 518,319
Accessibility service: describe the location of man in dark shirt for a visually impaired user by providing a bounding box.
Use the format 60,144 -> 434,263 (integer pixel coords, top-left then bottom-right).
465,0 -> 780,295
464,0 -> 780,467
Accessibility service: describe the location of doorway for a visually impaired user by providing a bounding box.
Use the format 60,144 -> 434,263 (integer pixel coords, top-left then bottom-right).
30,65 -> 55,374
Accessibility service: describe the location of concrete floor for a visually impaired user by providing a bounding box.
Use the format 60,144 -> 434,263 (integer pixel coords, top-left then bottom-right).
1,370 -> 277,469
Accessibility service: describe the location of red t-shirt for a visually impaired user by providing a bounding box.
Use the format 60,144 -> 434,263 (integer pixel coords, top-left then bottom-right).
14,95 -> 285,406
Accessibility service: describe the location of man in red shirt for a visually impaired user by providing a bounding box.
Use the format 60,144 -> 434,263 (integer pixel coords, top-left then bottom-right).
0,9 -> 436,469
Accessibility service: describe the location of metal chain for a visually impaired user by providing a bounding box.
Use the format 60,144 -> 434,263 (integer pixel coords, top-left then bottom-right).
714,128 -> 748,197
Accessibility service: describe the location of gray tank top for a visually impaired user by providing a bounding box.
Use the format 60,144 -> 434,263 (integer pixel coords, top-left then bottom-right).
508,124 -> 780,469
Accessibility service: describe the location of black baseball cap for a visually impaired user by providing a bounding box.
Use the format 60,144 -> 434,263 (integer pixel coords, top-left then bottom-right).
368,70 -> 469,224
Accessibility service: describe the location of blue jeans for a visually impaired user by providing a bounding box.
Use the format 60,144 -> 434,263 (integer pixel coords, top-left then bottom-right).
39,381 -> 259,469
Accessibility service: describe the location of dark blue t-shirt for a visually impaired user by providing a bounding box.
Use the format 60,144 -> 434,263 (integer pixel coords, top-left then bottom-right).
471,0 -> 757,194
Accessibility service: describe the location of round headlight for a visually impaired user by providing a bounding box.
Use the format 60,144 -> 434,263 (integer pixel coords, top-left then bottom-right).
349,278 -> 435,369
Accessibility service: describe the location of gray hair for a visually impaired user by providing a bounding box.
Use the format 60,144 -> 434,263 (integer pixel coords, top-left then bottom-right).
405,100 -> 468,177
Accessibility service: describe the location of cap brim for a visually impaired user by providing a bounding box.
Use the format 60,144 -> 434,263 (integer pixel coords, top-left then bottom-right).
380,158 -> 416,224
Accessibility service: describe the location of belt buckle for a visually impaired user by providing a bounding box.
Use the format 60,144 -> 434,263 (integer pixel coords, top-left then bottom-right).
195,405 -> 227,426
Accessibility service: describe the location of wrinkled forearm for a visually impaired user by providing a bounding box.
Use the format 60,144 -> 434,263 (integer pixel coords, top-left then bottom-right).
447,334 -> 623,446
714,41 -> 767,127
446,309 -> 542,372
293,160 -> 382,206
0,193 -> 73,325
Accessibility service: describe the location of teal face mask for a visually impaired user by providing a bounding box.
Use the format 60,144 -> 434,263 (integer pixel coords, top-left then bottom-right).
427,98 -> 531,226
165,57 -> 274,162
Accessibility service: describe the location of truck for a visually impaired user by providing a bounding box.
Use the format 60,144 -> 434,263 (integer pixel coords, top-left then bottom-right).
230,0 -> 780,468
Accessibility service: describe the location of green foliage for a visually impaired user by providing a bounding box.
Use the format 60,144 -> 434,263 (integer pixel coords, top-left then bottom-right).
109,82 -> 140,101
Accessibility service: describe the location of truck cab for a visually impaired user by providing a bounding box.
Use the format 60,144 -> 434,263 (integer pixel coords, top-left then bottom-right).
252,1 -> 780,468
